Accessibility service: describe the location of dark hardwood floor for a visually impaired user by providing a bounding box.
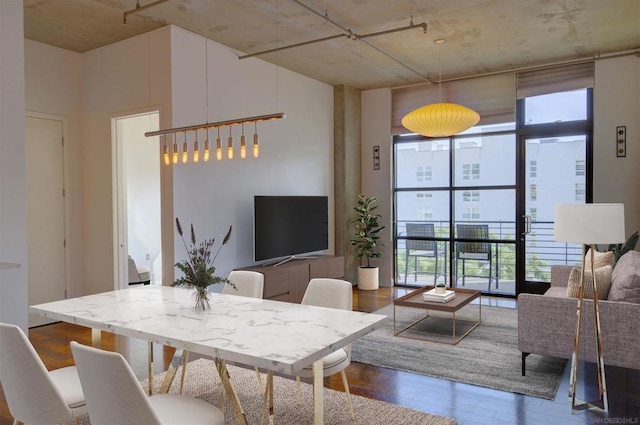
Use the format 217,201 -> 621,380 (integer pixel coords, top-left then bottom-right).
1,287 -> 638,424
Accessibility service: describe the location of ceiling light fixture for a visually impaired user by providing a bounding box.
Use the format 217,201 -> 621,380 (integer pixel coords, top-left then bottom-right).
193,130 -> 200,163
240,124 -> 246,159
139,0 -> 285,164
145,112 -> 285,164
203,129 -> 210,162
216,127 -> 222,161
402,39 -> 480,137
253,122 -> 259,158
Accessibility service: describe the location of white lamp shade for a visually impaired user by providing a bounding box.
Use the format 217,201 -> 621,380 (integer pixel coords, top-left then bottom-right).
554,203 -> 625,244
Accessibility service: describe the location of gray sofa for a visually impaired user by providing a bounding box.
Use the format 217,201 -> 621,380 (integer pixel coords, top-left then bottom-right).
518,259 -> 640,375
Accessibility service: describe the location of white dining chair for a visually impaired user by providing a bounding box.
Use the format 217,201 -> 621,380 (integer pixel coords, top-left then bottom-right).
0,322 -> 87,425
294,278 -> 355,420
223,270 -> 264,298
70,341 -> 224,425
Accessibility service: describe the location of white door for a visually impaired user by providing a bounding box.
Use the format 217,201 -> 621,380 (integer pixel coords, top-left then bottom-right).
26,116 -> 66,327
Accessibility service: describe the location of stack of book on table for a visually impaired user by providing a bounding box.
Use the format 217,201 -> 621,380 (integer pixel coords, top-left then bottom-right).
423,288 -> 455,303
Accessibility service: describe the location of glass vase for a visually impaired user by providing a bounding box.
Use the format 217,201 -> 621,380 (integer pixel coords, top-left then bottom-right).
194,286 -> 211,310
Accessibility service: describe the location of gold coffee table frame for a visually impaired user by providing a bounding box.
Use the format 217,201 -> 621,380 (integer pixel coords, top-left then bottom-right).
394,286 -> 481,345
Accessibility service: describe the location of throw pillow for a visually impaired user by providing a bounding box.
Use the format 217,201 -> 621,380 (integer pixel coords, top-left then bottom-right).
607,250 -> 640,303
584,248 -> 615,270
566,265 -> 613,300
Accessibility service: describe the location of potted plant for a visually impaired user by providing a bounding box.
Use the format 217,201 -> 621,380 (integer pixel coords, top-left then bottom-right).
351,194 -> 385,290
435,282 -> 446,294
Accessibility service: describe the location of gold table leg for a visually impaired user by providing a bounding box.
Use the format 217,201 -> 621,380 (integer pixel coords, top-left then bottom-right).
90,329 -> 101,349
159,349 -> 189,394
260,371 -> 274,425
148,341 -> 154,396
313,359 -> 324,424
215,358 -> 249,425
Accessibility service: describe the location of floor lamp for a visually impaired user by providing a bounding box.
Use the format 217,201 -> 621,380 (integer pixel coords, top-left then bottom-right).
553,203 -> 625,412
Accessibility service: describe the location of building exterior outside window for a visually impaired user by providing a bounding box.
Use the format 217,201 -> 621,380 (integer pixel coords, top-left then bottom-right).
530,160 -> 537,178
462,163 -> 480,180
575,183 -> 586,201
530,183 -> 537,201
575,159 -> 585,176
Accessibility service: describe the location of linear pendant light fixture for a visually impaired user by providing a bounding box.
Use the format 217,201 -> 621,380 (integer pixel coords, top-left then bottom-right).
402,39 -> 479,137
138,0 -> 284,165
145,112 -> 285,165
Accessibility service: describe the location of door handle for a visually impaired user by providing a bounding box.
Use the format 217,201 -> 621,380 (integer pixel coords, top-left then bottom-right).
522,215 -> 532,235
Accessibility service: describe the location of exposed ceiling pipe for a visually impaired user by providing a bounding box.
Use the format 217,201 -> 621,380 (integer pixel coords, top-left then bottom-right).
290,0 -> 430,82
239,33 -> 349,60
235,0 -> 431,81
123,0 -> 173,24
238,22 -> 427,60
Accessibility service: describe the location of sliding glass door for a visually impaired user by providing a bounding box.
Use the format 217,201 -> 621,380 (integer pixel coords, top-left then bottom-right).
518,89 -> 592,294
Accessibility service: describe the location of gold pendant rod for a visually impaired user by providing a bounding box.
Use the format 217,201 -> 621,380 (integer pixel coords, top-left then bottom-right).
144,112 -> 285,138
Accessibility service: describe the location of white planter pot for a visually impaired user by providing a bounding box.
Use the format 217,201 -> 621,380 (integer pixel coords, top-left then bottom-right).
357,267 -> 379,290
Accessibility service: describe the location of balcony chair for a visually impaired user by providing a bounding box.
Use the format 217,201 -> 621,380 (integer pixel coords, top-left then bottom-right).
404,222 -> 446,285
0,322 -> 87,425
455,223 -> 498,291
128,255 -> 151,285
70,341 -> 224,425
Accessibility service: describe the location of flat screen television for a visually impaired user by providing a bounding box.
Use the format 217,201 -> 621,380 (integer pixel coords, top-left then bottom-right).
254,195 -> 329,264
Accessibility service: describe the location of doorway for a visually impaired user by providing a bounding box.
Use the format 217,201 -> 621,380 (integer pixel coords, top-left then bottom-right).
26,114 -> 67,327
112,111 -> 161,289
517,89 -> 592,294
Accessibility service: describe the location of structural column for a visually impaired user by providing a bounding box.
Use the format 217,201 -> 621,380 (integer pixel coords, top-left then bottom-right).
333,85 -> 361,284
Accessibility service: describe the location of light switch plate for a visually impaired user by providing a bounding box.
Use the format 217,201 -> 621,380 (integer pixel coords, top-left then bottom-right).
616,126 -> 626,157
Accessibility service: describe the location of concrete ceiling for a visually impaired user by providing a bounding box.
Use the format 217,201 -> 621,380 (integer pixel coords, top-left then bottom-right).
24,0 -> 640,90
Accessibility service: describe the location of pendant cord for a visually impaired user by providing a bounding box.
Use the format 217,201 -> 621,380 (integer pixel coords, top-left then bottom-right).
275,0 -> 279,112
205,0 -> 209,124
438,40 -> 442,103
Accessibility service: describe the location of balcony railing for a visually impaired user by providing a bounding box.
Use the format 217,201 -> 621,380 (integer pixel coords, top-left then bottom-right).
396,219 -> 583,285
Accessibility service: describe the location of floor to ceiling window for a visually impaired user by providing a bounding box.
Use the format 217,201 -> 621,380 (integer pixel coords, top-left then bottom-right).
394,123 -> 518,296
393,80 -> 593,297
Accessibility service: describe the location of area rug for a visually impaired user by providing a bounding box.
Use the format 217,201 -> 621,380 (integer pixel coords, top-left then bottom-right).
151,359 -> 457,425
351,303 -> 566,400
67,358 -> 457,425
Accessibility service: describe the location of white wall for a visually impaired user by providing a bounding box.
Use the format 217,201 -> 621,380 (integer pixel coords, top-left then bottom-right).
0,0 -> 27,330
170,27 -> 334,279
22,24 -> 332,297
24,40 -> 84,296
594,54 -> 640,238
82,27 -> 172,294
361,88 -> 393,286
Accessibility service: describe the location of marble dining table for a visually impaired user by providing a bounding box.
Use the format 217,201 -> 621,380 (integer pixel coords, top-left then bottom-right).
30,285 -> 387,424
